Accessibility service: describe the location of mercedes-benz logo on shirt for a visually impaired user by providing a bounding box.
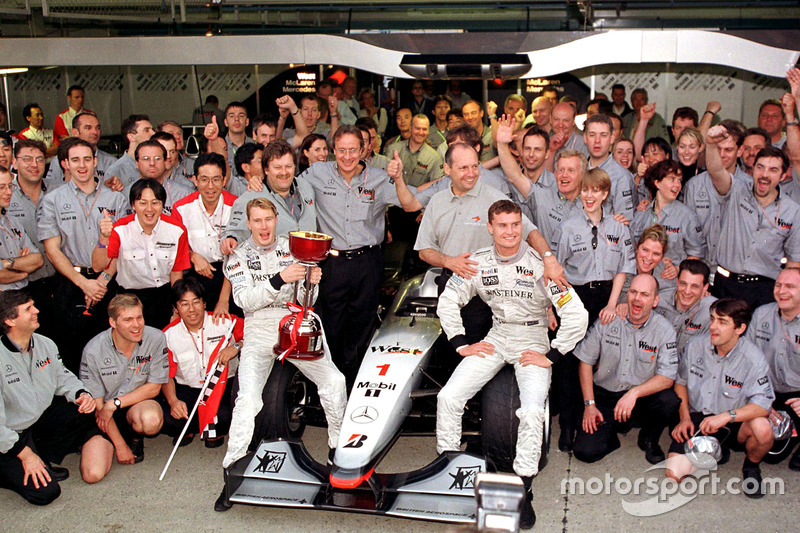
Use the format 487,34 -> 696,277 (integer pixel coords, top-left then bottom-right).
350,406 -> 378,424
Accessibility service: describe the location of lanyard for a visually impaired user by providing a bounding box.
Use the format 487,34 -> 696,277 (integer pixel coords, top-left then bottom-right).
340,165 -> 369,198
755,196 -> 781,230
73,184 -> 100,226
0,215 -> 22,242
200,197 -> 224,240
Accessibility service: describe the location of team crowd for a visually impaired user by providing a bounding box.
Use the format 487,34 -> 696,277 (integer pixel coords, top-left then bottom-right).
1,67 -> 800,528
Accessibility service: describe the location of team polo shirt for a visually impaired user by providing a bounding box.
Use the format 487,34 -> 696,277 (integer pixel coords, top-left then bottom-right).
163,312 -> 244,388
677,334 -> 775,414
747,303 -> 800,394
631,199 -> 707,268
414,179 -> 535,257
715,180 -> 800,279
8,180 -> 56,281
590,155 -> 636,221
298,161 -> 402,250
79,326 -> 169,401
575,313 -> 678,392
172,191 -> 236,263
655,291 -> 716,353
554,210 -> 636,286
416,167 -> 513,208
393,139 -> 444,187
105,152 -> 141,187
37,180 -> 127,269
107,213 -> 190,290
0,213 -> 38,290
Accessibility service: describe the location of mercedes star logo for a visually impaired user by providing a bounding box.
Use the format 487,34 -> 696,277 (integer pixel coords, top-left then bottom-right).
350,406 -> 378,424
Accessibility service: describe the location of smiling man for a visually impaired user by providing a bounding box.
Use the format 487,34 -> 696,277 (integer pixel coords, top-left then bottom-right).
653,259 -> 716,352
706,126 -> 800,308
573,273 -> 681,466
80,294 -> 168,467
667,298 -> 774,498
436,199 -> 587,530
584,114 -> 636,220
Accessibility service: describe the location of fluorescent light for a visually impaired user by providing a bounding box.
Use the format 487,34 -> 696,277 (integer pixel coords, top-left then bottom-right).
0,68 -> 28,75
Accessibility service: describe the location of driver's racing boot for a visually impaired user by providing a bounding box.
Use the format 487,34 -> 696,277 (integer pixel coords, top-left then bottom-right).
520,476 -> 537,530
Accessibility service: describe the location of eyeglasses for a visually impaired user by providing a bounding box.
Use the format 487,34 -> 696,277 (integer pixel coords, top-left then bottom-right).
18,156 -> 45,164
335,148 -> 359,156
591,225 -> 598,250
139,156 -> 163,163
0,183 -> 15,193
197,176 -> 224,185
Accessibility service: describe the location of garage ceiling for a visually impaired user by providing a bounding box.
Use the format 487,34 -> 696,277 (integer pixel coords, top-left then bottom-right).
3,1 -> 800,36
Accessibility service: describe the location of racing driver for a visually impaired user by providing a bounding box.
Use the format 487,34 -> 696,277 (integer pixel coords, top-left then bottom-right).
215,197 -> 346,512
436,199 -> 588,529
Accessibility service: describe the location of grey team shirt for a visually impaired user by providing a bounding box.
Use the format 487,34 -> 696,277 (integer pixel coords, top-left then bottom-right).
654,290 -> 716,353
298,161 -> 402,250
677,334 -> 774,414
80,327 -> 169,401
575,313 -> 679,392
747,303 -> 800,394
37,180 -> 127,269
414,179 -> 535,257
0,334 -> 86,453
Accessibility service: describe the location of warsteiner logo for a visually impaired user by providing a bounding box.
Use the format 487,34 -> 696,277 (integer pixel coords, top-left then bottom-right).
254,450 -> 286,473
449,465 -> 481,490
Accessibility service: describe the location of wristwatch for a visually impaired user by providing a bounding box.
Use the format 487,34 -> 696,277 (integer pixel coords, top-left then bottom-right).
787,119 -> 799,127
113,397 -> 122,410
584,399 -> 595,406
291,109 -> 300,116
728,409 -> 737,422
233,341 -> 243,351
543,251 -> 554,259
101,272 -> 113,282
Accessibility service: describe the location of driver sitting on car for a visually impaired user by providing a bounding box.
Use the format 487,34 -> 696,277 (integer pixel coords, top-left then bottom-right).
214,197 -> 347,512
436,199 -> 588,530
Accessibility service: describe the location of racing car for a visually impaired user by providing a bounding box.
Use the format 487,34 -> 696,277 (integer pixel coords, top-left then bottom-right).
221,268 -> 551,524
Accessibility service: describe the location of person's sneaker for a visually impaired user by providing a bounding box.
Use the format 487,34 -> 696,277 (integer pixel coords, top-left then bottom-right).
718,446 -> 731,466
214,487 -> 233,512
519,476 -> 536,530
49,465 -> 69,482
638,439 -> 666,465
789,449 -> 800,471
130,438 -> 144,463
204,436 -> 225,449
173,433 -> 195,447
742,463 -> 765,499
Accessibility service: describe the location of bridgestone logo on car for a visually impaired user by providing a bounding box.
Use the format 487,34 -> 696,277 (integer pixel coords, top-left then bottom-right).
357,381 -> 396,390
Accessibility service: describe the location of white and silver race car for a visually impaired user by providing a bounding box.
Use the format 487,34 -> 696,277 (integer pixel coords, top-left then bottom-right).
222,268 -> 550,524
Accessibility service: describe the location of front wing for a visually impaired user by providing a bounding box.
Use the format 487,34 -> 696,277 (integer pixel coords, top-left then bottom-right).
224,438 -> 486,524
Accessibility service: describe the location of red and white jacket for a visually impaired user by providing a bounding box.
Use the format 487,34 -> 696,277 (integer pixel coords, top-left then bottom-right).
171,190 -> 237,263
107,213 -> 191,289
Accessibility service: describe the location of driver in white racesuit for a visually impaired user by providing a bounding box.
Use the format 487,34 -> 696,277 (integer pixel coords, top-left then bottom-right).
437,200 -> 588,479
221,197 -> 346,469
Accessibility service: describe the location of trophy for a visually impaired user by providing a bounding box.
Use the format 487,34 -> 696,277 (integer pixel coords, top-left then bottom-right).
274,231 -> 333,360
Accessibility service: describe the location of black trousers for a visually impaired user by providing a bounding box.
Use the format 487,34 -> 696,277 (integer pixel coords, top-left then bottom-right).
52,272 -> 116,375
573,282 -> 613,327
574,386 -> 680,463
26,276 -> 59,342
124,284 -> 173,330
184,262 -> 242,317
0,397 -> 99,505
713,271 -> 774,310
160,380 -> 235,438
764,391 -> 800,464
318,246 -> 383,381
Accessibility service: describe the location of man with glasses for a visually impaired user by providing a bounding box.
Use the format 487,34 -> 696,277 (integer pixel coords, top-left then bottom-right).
172,153 -> 238,317
297,125 -> 420,383
0,167 -> 43,290
122,139 -> 193,217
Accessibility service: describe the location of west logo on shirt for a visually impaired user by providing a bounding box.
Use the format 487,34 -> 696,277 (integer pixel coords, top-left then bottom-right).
357,187 -> 375,201
663,225 -> 681,234
724,374 -> 743,388
35,357 -> 52,370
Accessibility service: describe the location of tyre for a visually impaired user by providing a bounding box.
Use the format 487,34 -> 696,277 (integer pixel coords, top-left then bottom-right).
481,366 -> 551,474
250,361 -> 308,449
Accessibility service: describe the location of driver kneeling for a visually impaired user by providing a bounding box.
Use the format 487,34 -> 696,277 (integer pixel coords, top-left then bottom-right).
216,198 -> 346,511
436,200 -> 588,529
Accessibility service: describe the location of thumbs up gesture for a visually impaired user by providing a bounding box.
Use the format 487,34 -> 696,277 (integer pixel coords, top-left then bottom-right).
99,208 -> 113,239
387,150 -> 403,181
204,115 -> 219,141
